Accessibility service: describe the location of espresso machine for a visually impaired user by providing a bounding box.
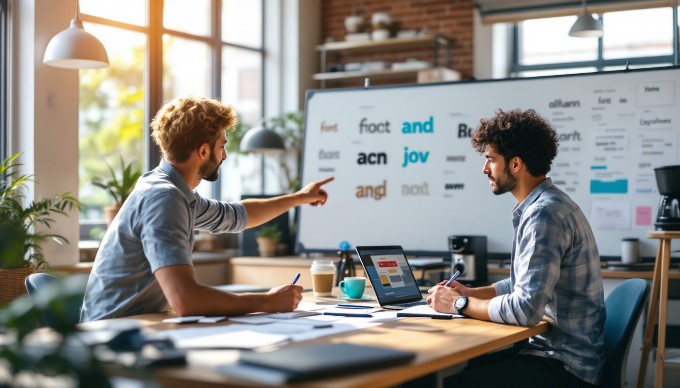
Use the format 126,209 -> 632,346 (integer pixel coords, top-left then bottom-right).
448,235 -> 487,283
654,165 -> 680,231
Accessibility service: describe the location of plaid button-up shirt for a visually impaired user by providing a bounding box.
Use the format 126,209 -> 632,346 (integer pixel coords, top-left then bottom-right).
489,178 -> 606,385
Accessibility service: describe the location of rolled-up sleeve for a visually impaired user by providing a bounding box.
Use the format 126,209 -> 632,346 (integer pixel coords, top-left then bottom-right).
194,196 -> 248,233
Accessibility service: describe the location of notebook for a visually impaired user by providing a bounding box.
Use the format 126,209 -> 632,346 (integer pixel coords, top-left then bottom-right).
217,343 -> 415,384
355,245 -> 428,310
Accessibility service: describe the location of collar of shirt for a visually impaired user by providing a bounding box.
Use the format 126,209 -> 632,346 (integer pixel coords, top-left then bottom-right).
157,159 -> 197,209
512,177 -> 554,228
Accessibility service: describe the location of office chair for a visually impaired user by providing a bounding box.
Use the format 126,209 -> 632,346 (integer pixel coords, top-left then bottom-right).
602,278 -> 650,388
24,273 -> 86,329
25,272 -> 59,295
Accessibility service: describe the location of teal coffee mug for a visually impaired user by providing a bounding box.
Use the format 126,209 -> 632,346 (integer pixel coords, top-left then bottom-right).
339,277 -> 366,299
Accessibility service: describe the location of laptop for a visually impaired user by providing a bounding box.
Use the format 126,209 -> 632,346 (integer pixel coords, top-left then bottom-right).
355,245 -> 427,310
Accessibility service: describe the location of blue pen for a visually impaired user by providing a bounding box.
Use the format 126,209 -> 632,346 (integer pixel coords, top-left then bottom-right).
291,272 -> 301,285
337,304 -> 374,309
445,270 -> 461,287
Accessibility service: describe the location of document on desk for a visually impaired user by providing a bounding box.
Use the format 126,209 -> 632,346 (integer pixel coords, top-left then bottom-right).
151,317 -> 383,349
149,324 -> 290,349
396,305 -> 462,319
228,310 -> 321,324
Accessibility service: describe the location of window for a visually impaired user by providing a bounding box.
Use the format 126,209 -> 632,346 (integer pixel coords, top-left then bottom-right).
512,7 -> 677,78
78,1 -> 265,235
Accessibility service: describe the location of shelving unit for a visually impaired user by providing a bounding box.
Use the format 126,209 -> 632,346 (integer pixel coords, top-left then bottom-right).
314,35 -> 451,88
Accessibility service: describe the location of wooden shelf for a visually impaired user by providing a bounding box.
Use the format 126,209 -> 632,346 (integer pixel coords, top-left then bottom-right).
317,35 -> 439,55
313,67 -> 431,83
315,35 -> 450,88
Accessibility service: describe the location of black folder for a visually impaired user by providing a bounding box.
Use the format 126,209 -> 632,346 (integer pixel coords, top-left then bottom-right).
217,343 -> 415,384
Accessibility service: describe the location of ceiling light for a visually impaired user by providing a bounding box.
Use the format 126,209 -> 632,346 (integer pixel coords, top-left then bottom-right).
569,0 -> 603,38
240,122 -> 285,153
43,0 -> 109,69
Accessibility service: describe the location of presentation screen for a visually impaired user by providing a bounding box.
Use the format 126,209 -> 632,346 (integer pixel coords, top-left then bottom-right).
297,67 -> 680,259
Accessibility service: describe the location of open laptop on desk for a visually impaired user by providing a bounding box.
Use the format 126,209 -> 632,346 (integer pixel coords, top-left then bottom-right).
355,245 -> 428,310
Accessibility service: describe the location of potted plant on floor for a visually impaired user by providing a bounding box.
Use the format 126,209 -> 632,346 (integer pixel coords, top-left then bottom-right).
0,153 -> 80,304
255,225 -> 282,257
92,157 -> 142,226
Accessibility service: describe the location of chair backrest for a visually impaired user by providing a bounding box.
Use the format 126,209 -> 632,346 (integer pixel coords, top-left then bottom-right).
25,272 -> 59,295
25,273 -> 84,328
602,278 -> 650,388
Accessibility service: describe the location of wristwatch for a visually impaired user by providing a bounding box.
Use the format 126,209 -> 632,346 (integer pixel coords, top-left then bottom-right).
454,296 -> 468,315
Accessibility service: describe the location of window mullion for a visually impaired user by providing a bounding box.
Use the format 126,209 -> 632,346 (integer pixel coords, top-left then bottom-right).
147,0 -> 163,170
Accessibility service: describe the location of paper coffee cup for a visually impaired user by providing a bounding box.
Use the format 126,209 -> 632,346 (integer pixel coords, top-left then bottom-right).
310,260 -> 335,296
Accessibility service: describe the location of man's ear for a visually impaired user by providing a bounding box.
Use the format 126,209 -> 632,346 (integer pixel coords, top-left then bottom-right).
510,156 -> 522,174
198,144 -> 210,160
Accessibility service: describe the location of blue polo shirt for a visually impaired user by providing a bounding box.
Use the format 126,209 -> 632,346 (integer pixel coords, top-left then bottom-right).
80,160 -> 247,322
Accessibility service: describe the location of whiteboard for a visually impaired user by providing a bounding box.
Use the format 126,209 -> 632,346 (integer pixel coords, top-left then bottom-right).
297,67 -> 680,259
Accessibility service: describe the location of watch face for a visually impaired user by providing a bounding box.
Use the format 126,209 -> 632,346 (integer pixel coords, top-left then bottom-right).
455,296 -> 467,310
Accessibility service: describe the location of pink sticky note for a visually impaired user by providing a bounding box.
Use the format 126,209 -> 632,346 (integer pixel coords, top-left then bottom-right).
635,206 -> 652,226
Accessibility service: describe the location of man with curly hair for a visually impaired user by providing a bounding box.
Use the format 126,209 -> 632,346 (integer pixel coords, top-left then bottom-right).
427,109 -> 605,387
81,97 -> 333,322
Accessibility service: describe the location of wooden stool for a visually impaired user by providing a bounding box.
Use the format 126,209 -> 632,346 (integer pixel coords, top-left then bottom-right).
637,231 -> 680,388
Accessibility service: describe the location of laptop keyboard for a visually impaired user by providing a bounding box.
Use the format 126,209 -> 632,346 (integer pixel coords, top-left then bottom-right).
386,301 -> 427,309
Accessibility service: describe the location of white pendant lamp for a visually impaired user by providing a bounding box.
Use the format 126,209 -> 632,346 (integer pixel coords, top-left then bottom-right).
569,0 -> 603,38
43,0 -> 109,69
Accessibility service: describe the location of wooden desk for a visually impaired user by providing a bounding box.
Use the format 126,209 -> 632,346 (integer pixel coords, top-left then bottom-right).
116,295 -> 548,387
638,231 -> 680,388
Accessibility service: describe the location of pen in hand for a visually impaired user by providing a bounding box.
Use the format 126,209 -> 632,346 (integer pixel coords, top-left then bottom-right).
291,272 -> 301,285
444,270 -> 461,287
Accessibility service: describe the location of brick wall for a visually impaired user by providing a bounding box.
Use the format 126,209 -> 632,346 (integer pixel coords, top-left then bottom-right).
319,0 -> 474,87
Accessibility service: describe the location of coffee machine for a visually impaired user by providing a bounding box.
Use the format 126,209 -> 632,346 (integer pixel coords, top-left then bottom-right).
448,235 -> 487,283
654,165 -> 680,231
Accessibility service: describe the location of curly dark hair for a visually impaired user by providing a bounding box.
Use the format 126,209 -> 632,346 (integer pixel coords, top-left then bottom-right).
150,97 -> 238,163
471,109 -> 558,177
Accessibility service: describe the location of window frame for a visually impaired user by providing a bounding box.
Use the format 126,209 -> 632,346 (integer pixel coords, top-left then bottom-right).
77,0 -> 266,239
81,0 -> 265,172
510,6 -> 680,76
0,0 -> 8,162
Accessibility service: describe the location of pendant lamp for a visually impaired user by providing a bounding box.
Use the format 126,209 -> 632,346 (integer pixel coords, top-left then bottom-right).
240,122 -> 285,153
569,0 -> 603,38
43,0 -> 109,69
240,121 -> 285,194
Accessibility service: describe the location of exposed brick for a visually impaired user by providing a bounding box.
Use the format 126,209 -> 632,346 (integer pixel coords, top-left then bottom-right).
319,0 -> 474,88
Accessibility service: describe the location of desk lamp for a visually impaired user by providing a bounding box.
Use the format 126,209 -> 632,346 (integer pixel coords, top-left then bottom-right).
569,0 -> 603,38
240,121 -> 285,194
43,0 -> 109,69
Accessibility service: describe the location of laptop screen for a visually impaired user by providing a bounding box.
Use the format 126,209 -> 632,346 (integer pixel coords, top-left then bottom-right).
355,246 -> 423,306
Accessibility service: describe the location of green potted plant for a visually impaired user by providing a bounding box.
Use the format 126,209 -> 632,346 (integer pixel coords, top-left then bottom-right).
255,225 -> 282,257
0,153 -> 80,304
0,275 -> 112,386
226,112 -> 304,192
92,157 -> 142,225
268,112 -> 304,192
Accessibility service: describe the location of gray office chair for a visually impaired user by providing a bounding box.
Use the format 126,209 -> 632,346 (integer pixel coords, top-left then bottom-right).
602,278 -> 650,388
24,273 -> 86,329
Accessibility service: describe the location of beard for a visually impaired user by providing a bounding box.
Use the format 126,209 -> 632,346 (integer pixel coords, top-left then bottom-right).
489,165 -> 517,195
199,155 -> 221,182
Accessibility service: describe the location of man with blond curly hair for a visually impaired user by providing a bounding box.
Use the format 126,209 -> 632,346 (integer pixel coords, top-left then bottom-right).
81,97 -> 333,322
